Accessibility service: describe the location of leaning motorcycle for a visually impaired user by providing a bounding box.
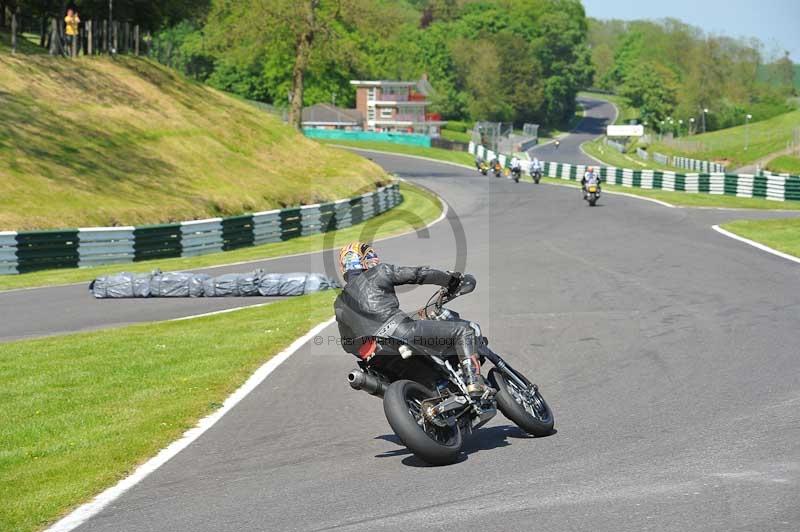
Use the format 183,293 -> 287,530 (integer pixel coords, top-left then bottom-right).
348,276 -> 555,465
510,166 -> 521,183
584,183 -> 600,206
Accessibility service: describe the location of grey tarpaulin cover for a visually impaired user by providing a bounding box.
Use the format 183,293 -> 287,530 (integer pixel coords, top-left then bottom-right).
89,272 -> 154,298
258,272 -> 338,296
202,270 -> 263,297
90,269 -> 339,298
151,271 -> 210,297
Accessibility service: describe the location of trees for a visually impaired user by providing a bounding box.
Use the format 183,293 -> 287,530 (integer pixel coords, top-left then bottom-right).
619,61 -> 677,124
151,0 -> 594,128
588,17 -> 792,131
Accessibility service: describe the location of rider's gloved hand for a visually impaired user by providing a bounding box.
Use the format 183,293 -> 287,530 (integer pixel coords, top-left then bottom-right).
447,273 -> 476,296
447,272 -> 463,295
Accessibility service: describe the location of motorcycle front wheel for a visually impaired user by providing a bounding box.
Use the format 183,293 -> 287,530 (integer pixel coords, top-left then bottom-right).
489,369 -> 554,437
383,380 -> 462,465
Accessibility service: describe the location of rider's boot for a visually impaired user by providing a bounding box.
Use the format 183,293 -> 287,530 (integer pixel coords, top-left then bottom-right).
461,356 -> 487,397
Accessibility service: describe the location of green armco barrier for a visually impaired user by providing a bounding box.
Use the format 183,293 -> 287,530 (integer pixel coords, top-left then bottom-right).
0,183 -> 402,275
303,128 -> 432,147
221,215 -> 255,251
133,224 -> 182,261
15,230 -> 80,273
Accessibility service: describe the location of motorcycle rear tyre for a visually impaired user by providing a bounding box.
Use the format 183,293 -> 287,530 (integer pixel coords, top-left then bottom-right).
383,380 -> 462,466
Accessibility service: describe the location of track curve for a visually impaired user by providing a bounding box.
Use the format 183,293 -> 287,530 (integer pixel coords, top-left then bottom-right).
22,98 -> 800,531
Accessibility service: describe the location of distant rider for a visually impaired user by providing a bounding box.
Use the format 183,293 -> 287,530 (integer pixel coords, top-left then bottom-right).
510,156 -> 521,175
334,242 -> 487,396
531,157 -> 542,174
581,167 -> 601,197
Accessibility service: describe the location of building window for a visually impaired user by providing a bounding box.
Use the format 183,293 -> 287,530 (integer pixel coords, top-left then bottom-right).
367,88 -> 376,101
380,108 -> 393,119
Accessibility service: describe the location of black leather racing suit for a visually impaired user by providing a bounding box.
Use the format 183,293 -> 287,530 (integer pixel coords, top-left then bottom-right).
334,263 -> 476,361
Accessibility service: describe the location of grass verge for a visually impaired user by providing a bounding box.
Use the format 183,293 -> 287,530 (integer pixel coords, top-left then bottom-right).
721,219 -> 800,258
535,176 -> 800,210
318,139 -> 474,166
766,155 -> 800,175
647,109 -> 800,168
0,182 -> 442,291
0,290 -> 336,532
582,138 -> 679,172
440,128 -> 472,143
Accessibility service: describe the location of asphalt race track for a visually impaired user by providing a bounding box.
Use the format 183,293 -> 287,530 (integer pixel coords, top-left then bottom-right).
7,99 -> 800,531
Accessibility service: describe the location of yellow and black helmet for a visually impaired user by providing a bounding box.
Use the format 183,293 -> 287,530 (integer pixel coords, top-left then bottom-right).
338,242 -> 380,275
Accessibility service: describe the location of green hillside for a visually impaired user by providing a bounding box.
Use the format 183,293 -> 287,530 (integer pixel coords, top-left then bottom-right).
0,45 -> 386,231
647,109 -> 800,168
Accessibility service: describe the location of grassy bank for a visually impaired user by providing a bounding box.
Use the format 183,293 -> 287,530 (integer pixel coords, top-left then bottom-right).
721,218 -> 800,258
582,138 -> 679,172
537,176 -> 800,210
647,109 -> 800,168
766,155 -> 800,175
0,291 -> 336,532
318,139 -> 474,166
0,51 -> 385,230
0,182 -> 441,291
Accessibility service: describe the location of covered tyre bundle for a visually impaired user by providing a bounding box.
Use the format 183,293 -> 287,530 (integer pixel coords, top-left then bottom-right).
151,271 -> 210,297
202,270 -> 263,297
90,272 -> 154,298
90,269 -> 339,298
258,272 -> 339,297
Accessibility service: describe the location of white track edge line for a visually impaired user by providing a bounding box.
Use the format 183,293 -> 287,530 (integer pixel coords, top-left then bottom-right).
169,302 -> 275,321
45,316 -> 337,532
540,180 -> 676,208
711,225 -> 800,265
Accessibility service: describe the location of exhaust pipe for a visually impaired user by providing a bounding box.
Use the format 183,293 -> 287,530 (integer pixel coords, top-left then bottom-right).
348,369 -> 388,398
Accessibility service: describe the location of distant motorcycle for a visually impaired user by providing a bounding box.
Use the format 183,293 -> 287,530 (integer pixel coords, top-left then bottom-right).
510,166 -> 521,183
530,167 -> 542,184
476,160 -> 489,176
584,182 -> 600,206
492,161 -> 504,178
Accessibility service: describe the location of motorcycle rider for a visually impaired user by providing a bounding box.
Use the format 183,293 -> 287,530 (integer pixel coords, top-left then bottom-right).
531,157 -> 542,175
581,167 -> 601,197
334,242 -> 487,396
509,155 -> 521,177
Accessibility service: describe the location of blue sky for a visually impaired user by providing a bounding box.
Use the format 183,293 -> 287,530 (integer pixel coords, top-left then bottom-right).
581,0 -> 800,62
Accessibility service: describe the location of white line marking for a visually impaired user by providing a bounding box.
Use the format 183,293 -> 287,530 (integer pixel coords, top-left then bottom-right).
712,225 -> 800,265
602,190 -> 676,208
541,180 -> 676,208
168,302 -> 276,321
45,316 -> 337,532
